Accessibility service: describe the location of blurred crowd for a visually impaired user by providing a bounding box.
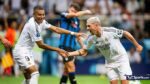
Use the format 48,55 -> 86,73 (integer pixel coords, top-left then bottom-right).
0,0 -> 150,77
0,0 -> 149,39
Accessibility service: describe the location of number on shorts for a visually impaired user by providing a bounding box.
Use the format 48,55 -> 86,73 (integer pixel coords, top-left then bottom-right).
25,56 -> 30,61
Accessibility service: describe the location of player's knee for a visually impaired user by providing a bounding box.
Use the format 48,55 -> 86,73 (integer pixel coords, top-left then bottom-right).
66,65 -> 75,72
110,80 -> 119,84
26,65 -> 38,74
67,64 -> 75,70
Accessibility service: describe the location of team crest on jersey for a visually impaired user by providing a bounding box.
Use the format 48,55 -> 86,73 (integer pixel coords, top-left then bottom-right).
45,21 -> 49,24
25,56 -> 30,61
71,21 -> 78,28
117,30 -> 122,35
95,37 -> 110,50
36,32 -> 40,37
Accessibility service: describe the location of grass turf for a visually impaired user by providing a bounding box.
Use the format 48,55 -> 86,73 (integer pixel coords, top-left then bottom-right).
0,75 -> 150,84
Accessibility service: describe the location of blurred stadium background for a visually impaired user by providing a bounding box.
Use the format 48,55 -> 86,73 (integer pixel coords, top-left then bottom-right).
0,0 -> 150,84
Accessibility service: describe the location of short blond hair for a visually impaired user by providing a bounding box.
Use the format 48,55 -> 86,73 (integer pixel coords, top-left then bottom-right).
87,16 -> 101,25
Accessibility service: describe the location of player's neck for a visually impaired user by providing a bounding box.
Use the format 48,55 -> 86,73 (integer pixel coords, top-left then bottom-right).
96,28 -> 102,37
96,33 -> 100,37
35,20 -> 41,24
34,18 -> 42,25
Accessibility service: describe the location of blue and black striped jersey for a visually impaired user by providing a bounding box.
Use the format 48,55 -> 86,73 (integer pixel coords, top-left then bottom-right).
59,12 -> 80,51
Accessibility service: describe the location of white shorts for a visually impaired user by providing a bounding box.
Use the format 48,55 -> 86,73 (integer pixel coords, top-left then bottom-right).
13,48 -> 35,70
106,61 -> 132,80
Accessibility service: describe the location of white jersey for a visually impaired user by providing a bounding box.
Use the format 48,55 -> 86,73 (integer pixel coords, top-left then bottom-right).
14,17 -> 52,50
86,27 -> 128,63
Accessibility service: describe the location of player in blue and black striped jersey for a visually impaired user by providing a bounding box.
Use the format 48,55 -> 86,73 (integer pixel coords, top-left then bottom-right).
59,3 -> 92,84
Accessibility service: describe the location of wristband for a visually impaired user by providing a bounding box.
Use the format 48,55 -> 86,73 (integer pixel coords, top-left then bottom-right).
70,32 -> 75,35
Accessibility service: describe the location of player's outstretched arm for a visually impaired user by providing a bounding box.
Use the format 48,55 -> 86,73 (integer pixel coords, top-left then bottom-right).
77,36 -> 86,49
36,40 -> 68,57
65,10 -> 92,18
68,49 -> 88,57
123,31 -> 143,53
49,25 -> 84,37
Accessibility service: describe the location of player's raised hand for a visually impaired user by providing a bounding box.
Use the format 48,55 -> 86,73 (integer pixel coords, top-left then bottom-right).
85,10 -> 93,14
136,45 -> 143,53
1,38 -> 11,48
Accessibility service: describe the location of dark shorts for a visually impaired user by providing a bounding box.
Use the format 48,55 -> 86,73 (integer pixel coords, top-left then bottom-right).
62,47 -> 76,63
63,56 -> 75,62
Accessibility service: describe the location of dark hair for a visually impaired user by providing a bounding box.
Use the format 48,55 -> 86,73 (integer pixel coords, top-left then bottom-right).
34,6 -> 44,11
70,3 -> 81,11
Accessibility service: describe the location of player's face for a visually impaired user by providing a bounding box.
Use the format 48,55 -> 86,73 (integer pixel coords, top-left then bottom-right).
11,21 -> 17,29
34,9 -> 45,24
68,7 -> 78,13
86,23 -> 98,35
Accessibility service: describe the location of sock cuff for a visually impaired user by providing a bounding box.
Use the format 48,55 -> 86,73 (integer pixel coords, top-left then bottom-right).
69,72 -> 75,75
26,79 -> 30,81
31,71 -> 39,76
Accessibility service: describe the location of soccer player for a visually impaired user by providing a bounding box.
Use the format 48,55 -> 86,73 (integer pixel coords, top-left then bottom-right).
0,35 -> 11,48
13,6 -> 83,84
68,16 -> 143,84
59,3 -> 92,84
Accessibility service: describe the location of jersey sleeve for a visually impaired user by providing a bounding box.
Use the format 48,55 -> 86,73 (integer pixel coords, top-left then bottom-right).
104,27 -> 123,39
85,35 -> 95,50
28,24 -> 42,42
43,20 -> 52,29
114,28 -> 123,38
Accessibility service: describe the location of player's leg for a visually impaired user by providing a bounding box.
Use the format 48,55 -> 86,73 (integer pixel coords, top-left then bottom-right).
65,59 -> 77,84
107,67 -> 119,84
25,65 -> 39,84
20,63 -> 39,84
110,80 -> 118,84
119,61 -> 132,84
13,50 -> 39,84
121,80 -> 129,84
60,65 -> 68,84
22,70 -> 31,84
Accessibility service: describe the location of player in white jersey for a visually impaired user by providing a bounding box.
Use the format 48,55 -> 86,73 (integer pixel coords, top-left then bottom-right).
67,16 -> 143,84
13,6 -> 83,84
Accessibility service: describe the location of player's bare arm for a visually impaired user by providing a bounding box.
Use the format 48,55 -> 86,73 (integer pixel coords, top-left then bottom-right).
0,35 -> 11,48
68,49 -> 88,57
77,36 -> 86,49
36,40 -> 68,57
123,31 -> 143,53
48,25 -> 84,37
66,10 -> 92,18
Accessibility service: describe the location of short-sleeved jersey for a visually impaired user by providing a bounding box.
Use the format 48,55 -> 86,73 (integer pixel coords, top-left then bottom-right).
14,17 -> 52,50
86,27 -> 127,63
59,12 -> 80,51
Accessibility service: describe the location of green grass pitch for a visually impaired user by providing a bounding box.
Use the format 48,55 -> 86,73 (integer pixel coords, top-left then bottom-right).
0,75 -> 150,84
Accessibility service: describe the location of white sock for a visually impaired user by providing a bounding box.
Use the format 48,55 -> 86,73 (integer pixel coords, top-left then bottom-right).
29,71 -> 39,84
22,79 -> 30,84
